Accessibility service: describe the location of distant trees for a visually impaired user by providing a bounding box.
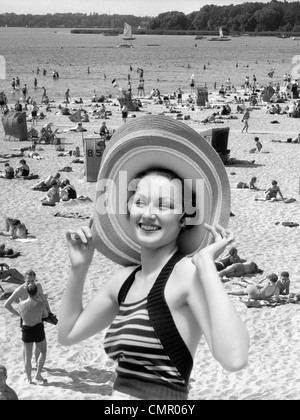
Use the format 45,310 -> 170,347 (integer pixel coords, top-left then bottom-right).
0,12 -> 151,29
1,1 -> 300,33
148,1 -> 300,33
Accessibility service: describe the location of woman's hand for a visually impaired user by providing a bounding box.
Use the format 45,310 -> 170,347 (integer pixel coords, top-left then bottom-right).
192,223 -> 234,265
66,218 -> 95,270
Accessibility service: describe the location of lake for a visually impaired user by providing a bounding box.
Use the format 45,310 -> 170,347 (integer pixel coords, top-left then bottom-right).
0,27 -> 300,103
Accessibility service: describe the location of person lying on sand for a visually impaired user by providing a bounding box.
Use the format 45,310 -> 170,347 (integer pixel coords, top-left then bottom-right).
0,244 -> 20,258
228,273 -> 280,302
0,218 -> 28,239
0,265 -> 24,284
219,261 -> 262,282
237,177 -> 259,190
33,172 -> 61,191
66,122 -> 87,133
215,246 -> 246,272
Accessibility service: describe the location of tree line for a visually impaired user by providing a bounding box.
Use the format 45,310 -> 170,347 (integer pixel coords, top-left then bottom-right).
1,1 -> 300,33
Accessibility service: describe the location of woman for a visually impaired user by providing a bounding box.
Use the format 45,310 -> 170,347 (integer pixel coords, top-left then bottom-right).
0,218 -> 28,239
237,177 -> 259,190
58,116 -> 249,400
60,179 -> 77,201
241,108 -> 250,133
228,273 -> 280,302
41,180 -> 60,206
15,159 -> 30,177
265,180 -> 284,201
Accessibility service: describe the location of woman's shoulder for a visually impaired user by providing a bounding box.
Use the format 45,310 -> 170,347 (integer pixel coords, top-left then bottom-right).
108,265 -> 140,286
172,256 -> 196,282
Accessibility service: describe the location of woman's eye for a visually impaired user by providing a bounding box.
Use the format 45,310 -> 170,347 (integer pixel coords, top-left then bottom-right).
135,199 -> 145,207
159,202 -> 174,210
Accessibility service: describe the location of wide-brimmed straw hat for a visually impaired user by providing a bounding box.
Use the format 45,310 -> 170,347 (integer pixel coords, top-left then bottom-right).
92,115 -> 231,266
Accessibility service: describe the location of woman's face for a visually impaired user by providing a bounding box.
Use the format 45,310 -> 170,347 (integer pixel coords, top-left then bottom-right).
129,175 -> 183,249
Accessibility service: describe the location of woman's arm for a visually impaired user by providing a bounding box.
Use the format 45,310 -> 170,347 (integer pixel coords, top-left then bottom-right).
278,187 -> 284,199
187,225 -> 249,372
58,221 -> 132,346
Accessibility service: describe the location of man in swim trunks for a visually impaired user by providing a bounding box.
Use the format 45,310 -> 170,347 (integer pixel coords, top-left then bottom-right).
18,284 -> 48,384
228,273 -> 280,301
4,269 -> 51,313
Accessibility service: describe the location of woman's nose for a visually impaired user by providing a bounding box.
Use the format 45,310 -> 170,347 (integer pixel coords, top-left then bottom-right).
141,205 -> 156,219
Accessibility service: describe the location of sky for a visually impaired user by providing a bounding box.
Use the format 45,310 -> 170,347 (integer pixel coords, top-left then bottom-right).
0,0 -> 275,16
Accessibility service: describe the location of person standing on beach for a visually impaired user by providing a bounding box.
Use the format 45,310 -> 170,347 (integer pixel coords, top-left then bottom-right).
177,87 -> 183,105
11,78 -> 16,92
241,108 -> 250,133
18,284 -> 48,384
65,89 -> 71,105
22,84 -> 28,102
34,77 -> 38,89
0,365 -> 18,400
42,86 -> 47,102
16,77 -> 20,89
190,75 -> 195,94
31,101 -> 39,126
122,103 -> 128,122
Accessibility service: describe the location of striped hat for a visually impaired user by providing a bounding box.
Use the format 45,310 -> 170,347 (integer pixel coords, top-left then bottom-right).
92,115 -> 230,266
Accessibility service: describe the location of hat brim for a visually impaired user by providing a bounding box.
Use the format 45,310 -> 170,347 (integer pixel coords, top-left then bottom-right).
92,115 -> 231,266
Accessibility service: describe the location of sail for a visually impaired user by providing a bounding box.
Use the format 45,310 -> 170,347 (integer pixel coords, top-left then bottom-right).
124,22 -> 132,38
219,27 -> 223,37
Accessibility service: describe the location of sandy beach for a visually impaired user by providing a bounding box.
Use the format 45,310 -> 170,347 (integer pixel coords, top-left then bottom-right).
1,86 -> 300,400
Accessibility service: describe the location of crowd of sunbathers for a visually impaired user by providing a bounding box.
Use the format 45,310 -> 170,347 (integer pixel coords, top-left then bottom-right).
214,246 -> 299,305
0,159 -> 31,179
31,172 -> 77,206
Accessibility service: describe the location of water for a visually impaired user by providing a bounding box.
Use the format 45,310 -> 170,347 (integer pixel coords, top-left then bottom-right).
0,27 -> 300,104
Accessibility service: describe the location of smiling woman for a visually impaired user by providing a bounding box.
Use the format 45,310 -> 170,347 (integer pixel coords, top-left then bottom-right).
58,115 -> 249,400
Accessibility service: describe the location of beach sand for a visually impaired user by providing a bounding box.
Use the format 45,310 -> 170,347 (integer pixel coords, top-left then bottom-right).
1,90 -> 300,400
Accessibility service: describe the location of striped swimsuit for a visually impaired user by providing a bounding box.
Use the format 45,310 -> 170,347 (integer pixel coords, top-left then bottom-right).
104,251 -> 193,400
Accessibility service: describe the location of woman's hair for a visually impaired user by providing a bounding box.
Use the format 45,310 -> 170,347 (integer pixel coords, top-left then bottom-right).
267,273 -> 278,283
250,177 -> 257,183
271,180 -> 278,185
19,159 -> 26,165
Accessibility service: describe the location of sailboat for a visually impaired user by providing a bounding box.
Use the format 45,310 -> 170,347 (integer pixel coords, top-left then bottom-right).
208,27 -> 231,41
123,22 -> 136,40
